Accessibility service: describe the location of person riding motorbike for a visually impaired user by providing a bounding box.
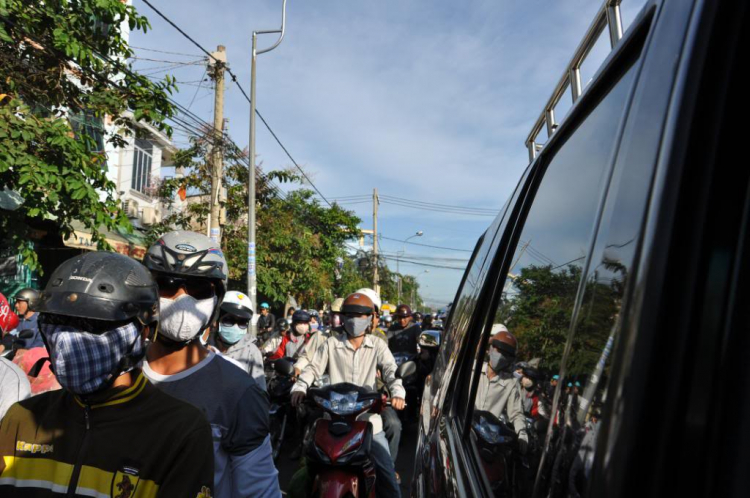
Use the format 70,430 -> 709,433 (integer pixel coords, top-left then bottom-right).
475,327 -> 529,454
387,304 -> 422,354
0,251 -> 215,497
263,310 -> 310,361
210,290 -> 266,389
355,288 -> 402,479
13,288 -> 44,349
257,302 -> 276,339
291,292 -> 405,498
142,230 -> 280,497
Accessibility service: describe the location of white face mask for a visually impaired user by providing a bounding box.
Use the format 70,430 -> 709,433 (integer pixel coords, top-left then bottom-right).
293,323 -> 309,336
521,377 -> 534,389
159,295 -> 216,342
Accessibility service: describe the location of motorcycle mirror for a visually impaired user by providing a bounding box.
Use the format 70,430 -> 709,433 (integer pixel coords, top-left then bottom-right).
274,358 -> 295,377
396,360 -> 417,379
418,331 -> 441,348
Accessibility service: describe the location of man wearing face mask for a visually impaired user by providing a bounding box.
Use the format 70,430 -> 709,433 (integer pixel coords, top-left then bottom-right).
475,327 -> 529,455
0,252 -> 215,497
291,292 -> 405,498
142,231 -> 280,498
210,291 -> 266,390
263,310 -> 311,360
387,304 -> 421,354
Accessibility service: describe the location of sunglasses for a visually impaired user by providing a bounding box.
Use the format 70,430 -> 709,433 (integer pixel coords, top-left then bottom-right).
220,316 -> 249,329
38,313 -> 131,335
155,275 -> 216,300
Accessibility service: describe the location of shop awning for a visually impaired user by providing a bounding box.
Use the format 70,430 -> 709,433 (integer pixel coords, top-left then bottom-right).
63,221 -> 148,260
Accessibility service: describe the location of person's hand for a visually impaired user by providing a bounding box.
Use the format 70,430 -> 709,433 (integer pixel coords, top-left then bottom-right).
391,397 -> 406,411
291,391 -> 306,407
294,367 -> 301,378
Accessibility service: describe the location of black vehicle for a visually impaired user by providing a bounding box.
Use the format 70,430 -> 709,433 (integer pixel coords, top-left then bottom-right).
412,1 -> 747,497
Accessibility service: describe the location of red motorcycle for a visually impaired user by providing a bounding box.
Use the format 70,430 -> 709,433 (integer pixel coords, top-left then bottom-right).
304,362 -> 416,497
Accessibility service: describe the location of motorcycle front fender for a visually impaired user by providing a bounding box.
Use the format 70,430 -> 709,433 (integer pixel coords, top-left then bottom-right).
315,469 -> 362,498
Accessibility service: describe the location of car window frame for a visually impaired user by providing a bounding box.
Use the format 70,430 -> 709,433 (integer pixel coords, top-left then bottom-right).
444,10 -> 654,495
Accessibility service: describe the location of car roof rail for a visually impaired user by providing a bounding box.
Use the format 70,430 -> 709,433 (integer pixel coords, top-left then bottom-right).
525,0 -> 625,163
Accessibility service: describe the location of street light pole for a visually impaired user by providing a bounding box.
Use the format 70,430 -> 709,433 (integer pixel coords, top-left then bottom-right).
248,0 -> 287,315
397,230 -> 423,304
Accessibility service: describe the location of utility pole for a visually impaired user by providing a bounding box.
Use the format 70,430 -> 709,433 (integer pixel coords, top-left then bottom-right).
372,188 -> 379,294
208,45 -> 226,244
247,0 -> 287,314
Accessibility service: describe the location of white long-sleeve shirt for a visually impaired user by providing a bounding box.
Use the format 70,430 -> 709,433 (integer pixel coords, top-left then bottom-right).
292,334 -> 405,398
475,365 -> 527,438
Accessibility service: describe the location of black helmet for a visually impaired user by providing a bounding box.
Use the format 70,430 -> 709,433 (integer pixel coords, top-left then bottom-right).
37,251 -> 158,326
277,318 -> 290,331
292,310 -> 311,323
15,288 -> 41,311
143,230 -> 228,300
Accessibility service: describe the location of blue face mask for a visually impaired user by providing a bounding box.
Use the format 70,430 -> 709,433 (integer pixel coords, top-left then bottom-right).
218,324 -> 246,345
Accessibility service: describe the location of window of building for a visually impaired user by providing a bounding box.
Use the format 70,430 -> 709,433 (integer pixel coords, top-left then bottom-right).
131,138 -> 153,194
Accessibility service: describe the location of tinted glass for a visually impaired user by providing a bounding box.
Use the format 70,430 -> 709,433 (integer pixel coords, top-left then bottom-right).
466,59 -> 638,497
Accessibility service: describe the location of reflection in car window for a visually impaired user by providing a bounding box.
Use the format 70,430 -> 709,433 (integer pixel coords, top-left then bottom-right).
467,60 -> 638,497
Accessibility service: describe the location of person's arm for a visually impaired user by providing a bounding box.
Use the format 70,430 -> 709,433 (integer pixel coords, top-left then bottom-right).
159,424 -> 215,497
261,336 -> 280,355
291,338 -> 330,396
249,345 -> 267,390
377,341 -> 406,400
293,332 -> 323,374
506,383 -> 529,452
225,384 -> 281,497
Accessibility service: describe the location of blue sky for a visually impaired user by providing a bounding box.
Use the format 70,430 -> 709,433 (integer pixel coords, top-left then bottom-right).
130,0 -> 647,307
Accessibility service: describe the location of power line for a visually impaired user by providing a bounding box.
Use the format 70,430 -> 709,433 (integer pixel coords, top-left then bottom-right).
379,255 -> 466,271
129,45 -> 204,58
187,67 -> 208,111
140,0 -> 333,208
379,194 -> 499,214
379,198 -> 497,217
379,235 -> 473,253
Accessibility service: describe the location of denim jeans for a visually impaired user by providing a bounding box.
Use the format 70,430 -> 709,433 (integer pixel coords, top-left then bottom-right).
381,406 -> 402,463
370,431 -> 401,498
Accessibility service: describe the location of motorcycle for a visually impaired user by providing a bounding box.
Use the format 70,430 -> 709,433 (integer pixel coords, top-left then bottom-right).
304,361 -> 417,497
473,410 -> 527,498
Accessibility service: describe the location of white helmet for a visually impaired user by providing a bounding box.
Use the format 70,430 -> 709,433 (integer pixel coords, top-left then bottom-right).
355,288 -> 381,312
220,291 -> 254,319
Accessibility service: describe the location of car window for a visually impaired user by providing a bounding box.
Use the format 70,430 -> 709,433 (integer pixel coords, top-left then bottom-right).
433,164 -> 534,413
462,56 -> 639,497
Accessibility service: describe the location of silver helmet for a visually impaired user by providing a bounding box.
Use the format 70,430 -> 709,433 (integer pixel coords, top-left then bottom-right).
144,231 -> 227,293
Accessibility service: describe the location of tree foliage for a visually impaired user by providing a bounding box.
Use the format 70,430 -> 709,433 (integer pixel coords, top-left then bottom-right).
498,264 -> 619,373
149,132 -> 364,309
0,0 -> 176,269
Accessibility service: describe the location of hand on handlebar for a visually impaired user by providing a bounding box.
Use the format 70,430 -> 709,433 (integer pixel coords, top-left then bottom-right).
391,397 -> 406,411
291,391 -> 306,408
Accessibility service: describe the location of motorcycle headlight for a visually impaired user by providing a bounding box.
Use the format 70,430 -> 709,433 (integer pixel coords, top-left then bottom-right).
314,391 -> 375,416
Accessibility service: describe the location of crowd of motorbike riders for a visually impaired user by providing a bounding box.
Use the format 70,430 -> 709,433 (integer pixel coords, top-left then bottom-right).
0,229 -> 590,497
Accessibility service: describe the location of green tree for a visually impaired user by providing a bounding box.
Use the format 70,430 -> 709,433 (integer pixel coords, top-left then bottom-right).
0,0 -> 176,269
498,264 -> 618,373
150,132 -> 363,309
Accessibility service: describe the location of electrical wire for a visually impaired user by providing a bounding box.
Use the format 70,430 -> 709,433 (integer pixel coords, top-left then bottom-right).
139,0 -> 334,207
379,235 -> 473,253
